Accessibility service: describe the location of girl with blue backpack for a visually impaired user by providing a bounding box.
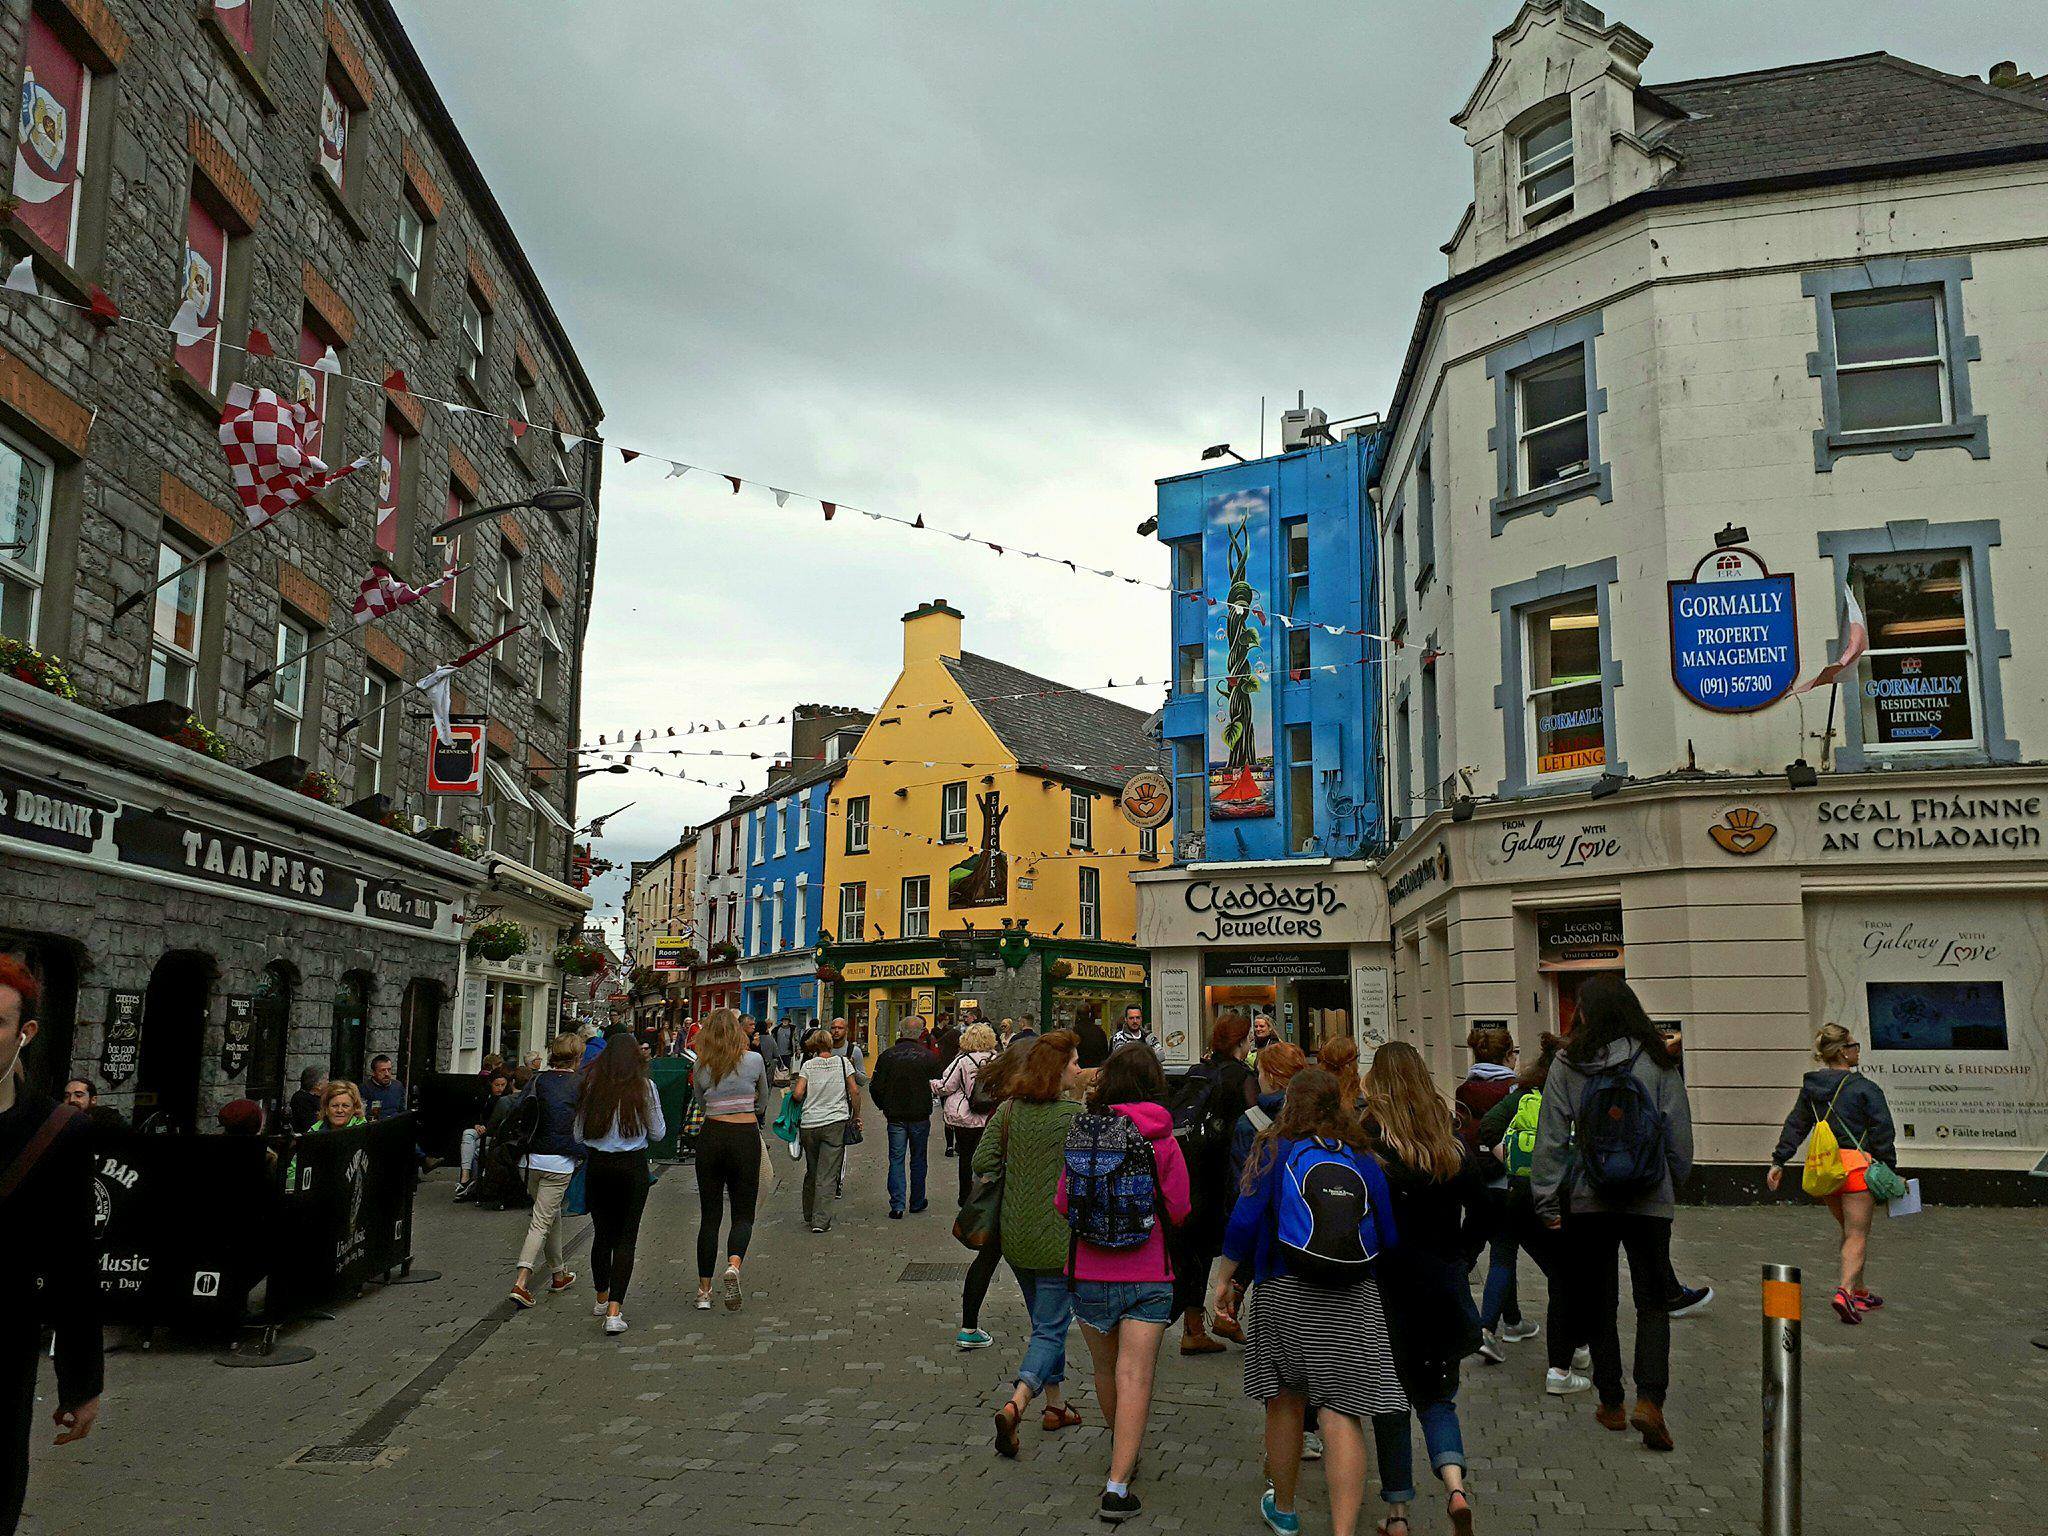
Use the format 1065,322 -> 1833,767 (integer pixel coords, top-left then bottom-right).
1530,975 -> 1694,1453
1055,1044 -> 1192,1524
1364,1042 -> 1487,1536
1214,1066 -> 1408,1536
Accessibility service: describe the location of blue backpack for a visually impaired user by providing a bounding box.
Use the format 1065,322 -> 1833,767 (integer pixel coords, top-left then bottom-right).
1276,1138 -> 1384,1285
1064,1112 -> 1163,1263
1573,1048 -> 1668,1201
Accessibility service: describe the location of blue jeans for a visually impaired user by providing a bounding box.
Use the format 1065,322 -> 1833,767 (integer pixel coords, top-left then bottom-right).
886,1119 -> 929,1213
1071,1279 -> 1173,1333
1478,1225 -> 1522,1332
1373,1389 -> 1466,1499
1011,1265 -> 1072,1391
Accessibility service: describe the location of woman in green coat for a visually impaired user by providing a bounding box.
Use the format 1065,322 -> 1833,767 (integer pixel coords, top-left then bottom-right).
975,1030 -> 1083,1458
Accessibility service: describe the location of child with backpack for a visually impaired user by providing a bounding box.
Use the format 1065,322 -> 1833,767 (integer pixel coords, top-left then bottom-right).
1530,976 -> 1694,1452
1364,1043 -> 1485,1536
1214,1067 -> 1409,1536
1766,1023 -> 1898,1324
1055,1045 -> 1192,1524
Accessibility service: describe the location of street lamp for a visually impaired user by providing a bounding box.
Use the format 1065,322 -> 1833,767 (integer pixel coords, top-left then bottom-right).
576,763 -> 630,782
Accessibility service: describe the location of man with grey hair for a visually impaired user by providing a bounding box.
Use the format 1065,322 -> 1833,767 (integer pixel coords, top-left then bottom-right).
868,1013 -> 941,1218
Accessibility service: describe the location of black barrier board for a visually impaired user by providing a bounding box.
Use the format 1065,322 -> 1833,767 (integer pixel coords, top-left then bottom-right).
416,1073 -> 491,1161
270,1115 -> 417,1318
91,1130 -> 278,1332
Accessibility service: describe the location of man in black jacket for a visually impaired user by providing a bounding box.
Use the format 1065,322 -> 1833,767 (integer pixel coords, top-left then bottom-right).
1,958 -> 102,1536
868,1014 -> 941,1218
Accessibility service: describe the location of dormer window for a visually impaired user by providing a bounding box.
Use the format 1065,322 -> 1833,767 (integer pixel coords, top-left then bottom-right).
1518,105 -> 1574,220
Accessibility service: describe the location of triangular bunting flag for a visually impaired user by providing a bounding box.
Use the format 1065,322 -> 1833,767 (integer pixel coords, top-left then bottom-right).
772,490 -> 790,508
621,448 -> 640,464
383,369 -> 411,394
2,256 -> 37,296
665,462 -> 688,479
821,502 -> 836,520
913,516 -> 925,529
511,420 -> 528,440
315,346 -> 340,374
87,286 -> 120,325
166,293 -> 213,348
245,327 -> 274,358
725,476 -> 741,495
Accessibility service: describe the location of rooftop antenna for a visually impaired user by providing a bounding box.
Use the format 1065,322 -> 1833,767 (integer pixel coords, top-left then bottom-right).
1259,395 -> 1265,458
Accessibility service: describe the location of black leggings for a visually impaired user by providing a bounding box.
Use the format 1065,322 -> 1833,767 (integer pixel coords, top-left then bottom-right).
585,1148 -> 651,1306
696,1119 -> 762,1279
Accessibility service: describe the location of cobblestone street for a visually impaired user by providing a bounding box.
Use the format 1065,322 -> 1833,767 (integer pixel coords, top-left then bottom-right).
25,1157 -> 2048,1536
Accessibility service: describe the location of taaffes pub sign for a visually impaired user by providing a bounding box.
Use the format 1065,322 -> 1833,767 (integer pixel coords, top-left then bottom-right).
1668,546 -> 1798,713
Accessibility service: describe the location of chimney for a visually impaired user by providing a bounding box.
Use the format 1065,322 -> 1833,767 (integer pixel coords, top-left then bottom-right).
765,760 -> 794,788
902,598 -> 963,666
791,702 -> 873,764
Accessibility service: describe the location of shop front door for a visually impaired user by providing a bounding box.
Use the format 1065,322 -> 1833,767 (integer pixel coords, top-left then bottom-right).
139,950 -> 211,1133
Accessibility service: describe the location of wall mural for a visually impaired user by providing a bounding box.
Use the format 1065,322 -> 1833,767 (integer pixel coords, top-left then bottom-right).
1206,487 -> 1274,819
947,788 -> 1009,908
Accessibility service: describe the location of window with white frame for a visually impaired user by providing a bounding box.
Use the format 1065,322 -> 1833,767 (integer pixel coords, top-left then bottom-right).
1829,291 -> 1951,435
1518,105 -> 1573,217
1524,593 -> 1606,780
845,795 -> 869,853
901,875 -> 930,939
1069,788 -> 1091,849
774,799 -> 788,858
535,599 -> 563,702
751,810 -> 765,863
1851,553 -> 1980,754
796,792 -> 812,849
1078,866 -> 1100,940
354,669 -> 390,797
495,539 -> 518,619
769,887 -> 783,951
838,882 -> 865,942
149,540 -> 205,708
460,284 -> 487,385
0,432 -> 52,644
793,880 -> 807,947
1516,351 -> 1590,491
394,196 -> 425,296
940,781 -> 968,842
266,617 -> 309,757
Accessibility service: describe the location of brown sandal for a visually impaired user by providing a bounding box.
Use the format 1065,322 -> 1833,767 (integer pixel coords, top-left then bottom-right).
1042,1403 -> 1083,1431
993,1403 -> 1022,1458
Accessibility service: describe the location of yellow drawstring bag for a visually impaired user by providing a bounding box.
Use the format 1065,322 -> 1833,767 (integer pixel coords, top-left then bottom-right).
1801,1079 -> 1852,1198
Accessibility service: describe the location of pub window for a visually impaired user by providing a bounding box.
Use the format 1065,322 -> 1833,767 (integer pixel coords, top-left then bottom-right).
1524,592 -> 1606,782
394,193 -> 426,297
1078,865 -> 1101,941
838,881 -> 866,942
1287,723 -> 1314,853
175,183 -> 248,397
484,754 -> 531,856
1069,788 -> 1091,849
900,875 -> 930,939
460,282 -> 491,388
12,8 -> 102,270
940,781 -> 968,843
1285,521 -> 1310,679
315,55 -> 369,208
354,667 -> 391,796
1851,553 -> 1980,756
265,615 -> 309,758
0,430 -> 54,644
1516,350 -> 1590,493
1173,737 -> 1205,843
437,481 -> 466,615
535,597 -> 563,703
374,410 -> 415,558
293,312 -> 341,465
149,538 -> 205,708
494,537 -> 519,620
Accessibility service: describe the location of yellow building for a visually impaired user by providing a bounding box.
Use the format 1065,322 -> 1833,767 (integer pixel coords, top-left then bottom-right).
822,600 -> 1167,1050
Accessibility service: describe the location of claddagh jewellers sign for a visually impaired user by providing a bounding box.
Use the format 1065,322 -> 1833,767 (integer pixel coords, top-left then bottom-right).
1184,878 -> 1348,942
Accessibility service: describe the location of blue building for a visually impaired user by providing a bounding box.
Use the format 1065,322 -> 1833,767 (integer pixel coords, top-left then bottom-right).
1155,428 -> 1386,864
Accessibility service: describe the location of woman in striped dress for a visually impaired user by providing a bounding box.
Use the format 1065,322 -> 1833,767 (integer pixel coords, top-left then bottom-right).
1213,1068 -> 1410,1536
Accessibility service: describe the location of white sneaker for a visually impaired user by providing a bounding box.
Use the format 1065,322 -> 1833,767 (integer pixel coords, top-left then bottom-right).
1477,1331 -> 1507,1364
695,1293 -> 713,1311
1300,1430 -> 1323,1462
722,1265 -> 743,1311
1545,1368 -> 1592,1396
1572,1346 -> 1592,1373
1502,1319 -> 1542,1342
603,1313 -> 628,1335
592,1299 -> 609,1317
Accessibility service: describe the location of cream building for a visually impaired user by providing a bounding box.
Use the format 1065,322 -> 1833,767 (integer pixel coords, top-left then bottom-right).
1376,1 -> 2048,1189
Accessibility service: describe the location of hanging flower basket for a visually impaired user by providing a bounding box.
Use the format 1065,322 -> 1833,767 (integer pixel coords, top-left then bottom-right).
709,940 -> 740,963
553,940 -> 608,978
419,825 -> 485,860
170,718 -> 234,763
467,919 -> 528,961
1048,959 -> 1075,981
815,963 -> 843,984
295,768 -> 346,806
0,636 -> 80,701
629,964 -> 659,991
670,945 -> 701,969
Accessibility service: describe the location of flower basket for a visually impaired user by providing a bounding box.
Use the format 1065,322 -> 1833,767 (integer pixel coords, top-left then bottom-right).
1048,959 -> 1074,981
709,940 -> 740,964
630,964 -> 659,991
467,919 -> 528,962
171,719 -> 234,763
420,825 -> 485,860
815,963 -> 843,984
0,637 -> 79,701
296,768 -> 346,806
553,941 -> 608,978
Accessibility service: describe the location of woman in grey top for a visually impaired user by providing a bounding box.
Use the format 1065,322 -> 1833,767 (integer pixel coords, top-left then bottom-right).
791,1028 -> 861,1234
690,1009 -> 773,1311
1530,975 -> 1693,1454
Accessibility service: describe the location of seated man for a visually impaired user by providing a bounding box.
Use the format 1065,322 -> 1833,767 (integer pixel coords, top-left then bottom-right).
361,1055 -> 407,1121
288,1066 -> 324,1133
63,1077 -> 127,1133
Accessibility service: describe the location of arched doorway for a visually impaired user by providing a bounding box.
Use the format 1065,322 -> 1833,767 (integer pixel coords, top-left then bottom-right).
139,950 -> 213,1133
1,933 -> 79,1102
247,960 -> 295,1117
331,970 -> 372,1084
399,978 -> 444,1087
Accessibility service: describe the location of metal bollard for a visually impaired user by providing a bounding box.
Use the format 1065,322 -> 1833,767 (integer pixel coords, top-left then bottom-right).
1761,1263 -> 1802,1536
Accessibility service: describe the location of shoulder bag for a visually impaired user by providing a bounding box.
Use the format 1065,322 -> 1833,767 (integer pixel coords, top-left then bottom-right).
952,1101 -> 1005,1251
840,1059 -> 863,1145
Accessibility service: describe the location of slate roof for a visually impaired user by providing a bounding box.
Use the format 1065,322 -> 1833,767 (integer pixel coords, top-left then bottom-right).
1643,53 -> 2048,190
723,753 -> 847,823
942,652 -> 1162,792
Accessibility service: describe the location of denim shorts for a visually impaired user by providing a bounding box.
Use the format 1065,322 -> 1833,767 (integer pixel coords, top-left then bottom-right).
1072,1278 -> 1174,1333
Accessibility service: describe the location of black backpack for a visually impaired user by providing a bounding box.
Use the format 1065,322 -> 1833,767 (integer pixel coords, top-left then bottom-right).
1572,1048 -> 1667,1201
498,1086 -> 543,1159
1167,1066 -> 1235,1165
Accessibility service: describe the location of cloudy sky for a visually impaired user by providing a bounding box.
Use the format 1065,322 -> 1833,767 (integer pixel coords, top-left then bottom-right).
393,0 -> 2032,932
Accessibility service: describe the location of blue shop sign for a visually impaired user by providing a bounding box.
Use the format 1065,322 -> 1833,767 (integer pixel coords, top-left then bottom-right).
1667,547 -> 1798,713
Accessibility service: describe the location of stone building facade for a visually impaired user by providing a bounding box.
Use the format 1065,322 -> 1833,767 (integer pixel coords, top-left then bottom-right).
0,0 -> 602,1125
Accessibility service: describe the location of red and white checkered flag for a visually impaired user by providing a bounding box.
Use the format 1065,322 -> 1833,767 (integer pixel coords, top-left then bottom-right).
352,562 -> 459,626
218,382 -> 369,528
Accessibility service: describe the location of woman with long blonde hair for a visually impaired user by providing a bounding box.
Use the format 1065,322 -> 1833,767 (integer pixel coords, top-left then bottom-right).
690,1007 -> 771,1311
1364,1042 -> 1485,1535
1318,1036 -> 1364,1112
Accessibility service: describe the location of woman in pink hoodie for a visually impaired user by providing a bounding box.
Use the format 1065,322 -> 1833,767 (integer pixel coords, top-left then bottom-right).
1056,1045 -> 1192,1524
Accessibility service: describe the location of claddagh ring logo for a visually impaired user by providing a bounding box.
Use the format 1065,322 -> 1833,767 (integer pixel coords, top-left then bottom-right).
1708,807 -> 1777,856
344,1147 -> 369,1233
